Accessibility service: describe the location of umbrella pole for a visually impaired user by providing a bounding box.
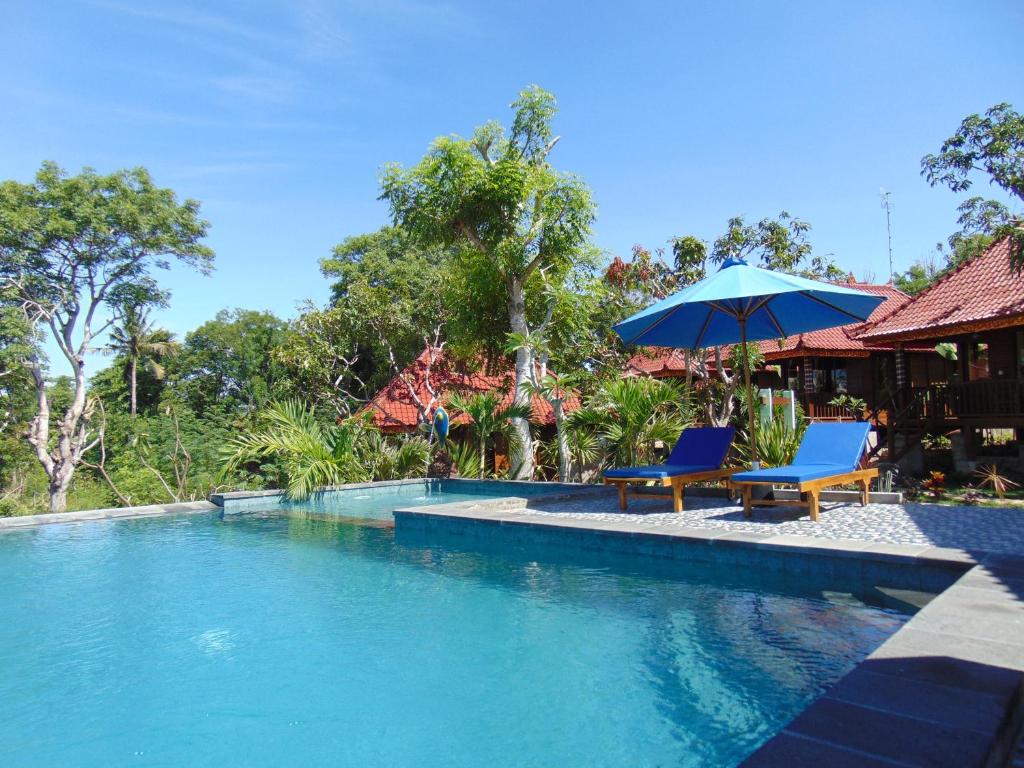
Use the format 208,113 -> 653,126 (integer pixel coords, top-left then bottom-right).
739,316 -> 759,467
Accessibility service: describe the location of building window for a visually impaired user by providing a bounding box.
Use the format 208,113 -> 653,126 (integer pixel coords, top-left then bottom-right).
968,341 -> 990,381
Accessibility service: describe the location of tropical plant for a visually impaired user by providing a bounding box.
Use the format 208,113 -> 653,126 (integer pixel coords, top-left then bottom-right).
447,391 -> 533,479
356,431 -> 430,481
828,394 -> 866,420
735,407 -> 806,468
567,377 -> 692,470
447,440 -> 484,480
973,464 -> 1020,500
105,304 -> 177,416
220,399 -> 372,500
921,470 -> 946,500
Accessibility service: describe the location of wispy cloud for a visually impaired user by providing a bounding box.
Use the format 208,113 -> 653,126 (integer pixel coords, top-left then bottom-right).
83,0 -> 282,47
172,160 -> 293,179
295,0 -> 352,59
209,74 -> 297,102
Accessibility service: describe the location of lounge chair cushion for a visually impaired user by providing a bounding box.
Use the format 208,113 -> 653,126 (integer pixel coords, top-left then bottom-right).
731,463 -> 852,485
605,464 -> 720,480
667,426 -> 735,468
792,422 -> 871,473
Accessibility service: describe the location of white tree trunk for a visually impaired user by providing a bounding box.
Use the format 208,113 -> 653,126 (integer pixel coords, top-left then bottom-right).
26,356 -> 94,514
508,279 -> 534,480
553,398 -> 570,481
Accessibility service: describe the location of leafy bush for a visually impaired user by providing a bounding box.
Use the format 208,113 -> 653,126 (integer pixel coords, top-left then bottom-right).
567,377 -> 693,470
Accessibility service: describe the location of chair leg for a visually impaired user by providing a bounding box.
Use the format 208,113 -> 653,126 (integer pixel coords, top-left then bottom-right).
742,486 -> 752,518
617,482 -> 627,511
672,480 -> 683,513
808,489 -> 820,522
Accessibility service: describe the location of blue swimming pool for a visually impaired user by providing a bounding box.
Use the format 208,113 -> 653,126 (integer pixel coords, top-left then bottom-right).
0,504 -> 914,767
219,479 -> 575,521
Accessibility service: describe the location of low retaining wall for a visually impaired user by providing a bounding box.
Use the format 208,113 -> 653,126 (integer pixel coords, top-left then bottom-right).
0,500 -> 218,530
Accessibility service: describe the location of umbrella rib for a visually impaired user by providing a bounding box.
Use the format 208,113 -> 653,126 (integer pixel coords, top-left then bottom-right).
625,303 -> 687,343
763,304 -> 787,337
798,291 -> 871,323
694,307 -> 716,348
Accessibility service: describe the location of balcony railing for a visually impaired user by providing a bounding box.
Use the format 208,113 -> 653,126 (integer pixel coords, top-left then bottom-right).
906,380 -> 1024,422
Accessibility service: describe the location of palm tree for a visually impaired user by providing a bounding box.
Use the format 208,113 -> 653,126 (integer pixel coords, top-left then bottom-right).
567,377 -> 693,469
105,305 -> 176,416
221,399 -> 372,499
447,391 -> 533,479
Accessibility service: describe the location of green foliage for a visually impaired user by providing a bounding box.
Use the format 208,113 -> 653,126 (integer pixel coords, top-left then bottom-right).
922,103 -> 1024,268
221,400 -> 372,500
828,394 -> 866,419
447,440 -> 484,480
355,432 -> 429,481
171,309 -> 289,417
0,161 -> 213,512
309,226 -> 449,396
447,391 -> 533,478
104,304 -> 177,416
735,407 -> 807,468
710,212 -> 844,279
567,377 -> 693,469
380,85 -> 597,478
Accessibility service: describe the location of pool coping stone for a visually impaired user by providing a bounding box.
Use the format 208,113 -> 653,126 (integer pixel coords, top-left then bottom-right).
0,500 -> 218,529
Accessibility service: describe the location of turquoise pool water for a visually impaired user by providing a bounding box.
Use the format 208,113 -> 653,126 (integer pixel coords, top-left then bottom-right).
0,507 -> 912,767
229,480 -> 567,521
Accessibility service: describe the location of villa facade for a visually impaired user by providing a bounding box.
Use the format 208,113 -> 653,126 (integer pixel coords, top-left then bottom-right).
859,238 -> 1024,466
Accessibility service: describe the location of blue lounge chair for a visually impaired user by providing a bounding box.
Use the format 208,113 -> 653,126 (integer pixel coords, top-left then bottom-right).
729,422 -> 878,522
603,426 -> 736,512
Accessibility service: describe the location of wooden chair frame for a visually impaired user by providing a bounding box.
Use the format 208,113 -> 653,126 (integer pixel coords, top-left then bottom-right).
730,466 -> 879,522
604,468 -> 742,513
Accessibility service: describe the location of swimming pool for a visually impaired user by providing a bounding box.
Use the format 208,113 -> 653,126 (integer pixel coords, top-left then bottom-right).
0,501 -> 917,767
218,479 -> 578,521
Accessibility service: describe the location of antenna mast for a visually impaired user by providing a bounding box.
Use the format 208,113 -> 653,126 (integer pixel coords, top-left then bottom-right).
880,188 -> 894,282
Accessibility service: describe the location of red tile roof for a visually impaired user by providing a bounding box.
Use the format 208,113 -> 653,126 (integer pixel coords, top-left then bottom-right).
625,282 -> 929,374
362,347 -> 578,433
860,238 -> 1024,342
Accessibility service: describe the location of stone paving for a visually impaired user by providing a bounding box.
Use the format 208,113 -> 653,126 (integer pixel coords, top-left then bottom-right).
523,491 -> 1024,555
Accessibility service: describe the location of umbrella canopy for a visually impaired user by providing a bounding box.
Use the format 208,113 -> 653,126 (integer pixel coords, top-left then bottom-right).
613,257 -> 885,464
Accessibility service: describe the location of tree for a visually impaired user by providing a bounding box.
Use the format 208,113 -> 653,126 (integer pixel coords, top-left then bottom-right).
893,255 -> 943,296
171,309 -> 287,418
447,391 -> 532,479
922,103 -> 1024,268
708,212 -> 845,279
104,304 -> 176,417
380,85 -> 596,479
0,162 -> 212,513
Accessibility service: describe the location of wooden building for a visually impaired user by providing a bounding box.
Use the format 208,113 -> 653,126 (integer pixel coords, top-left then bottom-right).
858,238 -> 1024,465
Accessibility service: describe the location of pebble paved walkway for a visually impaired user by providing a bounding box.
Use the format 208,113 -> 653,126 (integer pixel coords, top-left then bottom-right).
524,493 -> 1024,555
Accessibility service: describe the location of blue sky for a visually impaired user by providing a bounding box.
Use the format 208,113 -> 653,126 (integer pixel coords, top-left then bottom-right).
3,0 -> 1023,362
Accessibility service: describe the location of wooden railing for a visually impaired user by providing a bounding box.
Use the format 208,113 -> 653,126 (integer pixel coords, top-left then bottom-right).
798,392 -> 869,421
905,380 -> 1024,422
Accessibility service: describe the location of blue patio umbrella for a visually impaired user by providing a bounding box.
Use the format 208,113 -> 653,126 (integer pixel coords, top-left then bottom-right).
613,257 -> 885,464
